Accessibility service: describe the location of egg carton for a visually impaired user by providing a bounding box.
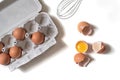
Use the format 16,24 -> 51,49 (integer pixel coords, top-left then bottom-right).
0,0 -> 58,71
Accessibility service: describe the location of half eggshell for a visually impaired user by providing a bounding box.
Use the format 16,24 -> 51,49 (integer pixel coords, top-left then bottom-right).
92,41 -> 105,53
78,21 -> 93,36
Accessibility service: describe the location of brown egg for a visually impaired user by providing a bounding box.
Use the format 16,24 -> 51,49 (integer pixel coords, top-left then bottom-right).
74,53 -> 86,64
12,28 -> 26,40
0,42 -> 4,53
0,53 -> 10,65
31,32 -> 45,45
9,46 -> 22,59
78,21 -> 93,35
92,41 -> 105,53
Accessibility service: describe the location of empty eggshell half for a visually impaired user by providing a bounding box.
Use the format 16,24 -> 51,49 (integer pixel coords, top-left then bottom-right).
9,46 -> 22,59
0,53 -> 11,65
78,21 -> 93,36
92,41 -> 105,53
12,28 -> 26,40
78,55 -> 92,67
31,32 -> 45,45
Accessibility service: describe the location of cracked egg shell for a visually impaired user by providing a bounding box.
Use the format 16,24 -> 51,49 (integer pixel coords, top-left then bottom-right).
78,21 -> 93,35
74,53 -> 86,64
9,46 -> 22,59
92,41 -> 105,53
12,28 -> 26,40
31,32 -> 45,45
0,53 -> 10,65
0,42 -> 4,53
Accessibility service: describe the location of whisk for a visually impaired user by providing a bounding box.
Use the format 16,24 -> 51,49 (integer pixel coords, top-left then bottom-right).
57,0 -> 83,19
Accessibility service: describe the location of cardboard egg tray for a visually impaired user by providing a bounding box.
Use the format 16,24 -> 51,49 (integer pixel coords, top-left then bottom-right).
0,0 -> 58,71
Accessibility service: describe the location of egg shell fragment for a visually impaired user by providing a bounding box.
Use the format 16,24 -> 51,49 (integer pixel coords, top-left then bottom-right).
92,41 -> 105,53
78,21 -> 93,36
74,53 -> 86,64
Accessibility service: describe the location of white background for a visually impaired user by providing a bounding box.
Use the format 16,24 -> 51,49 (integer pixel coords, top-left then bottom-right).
0,0 -> 120,80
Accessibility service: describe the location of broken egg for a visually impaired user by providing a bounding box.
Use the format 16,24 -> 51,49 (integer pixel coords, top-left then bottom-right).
9,46 -> 22,59
0,42 -> 4,53
92,41 -> 105,53
74,53 -> 86,64
31,32 -> 45,45
12,28 -> 26,40
76,41 -> 88,53
0,53 -> 11,65
78,21 -> 93,36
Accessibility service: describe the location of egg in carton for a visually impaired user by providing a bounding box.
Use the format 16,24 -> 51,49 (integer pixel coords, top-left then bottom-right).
0,0 -> 58,71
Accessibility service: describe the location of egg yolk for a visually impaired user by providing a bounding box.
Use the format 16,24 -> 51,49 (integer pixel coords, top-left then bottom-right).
76,41 -> 88,53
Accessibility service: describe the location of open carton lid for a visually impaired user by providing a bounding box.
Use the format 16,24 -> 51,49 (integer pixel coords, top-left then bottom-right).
0,0 -> 42,36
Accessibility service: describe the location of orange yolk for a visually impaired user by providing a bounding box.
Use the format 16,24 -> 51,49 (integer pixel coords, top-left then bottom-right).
76,41 -> 88,53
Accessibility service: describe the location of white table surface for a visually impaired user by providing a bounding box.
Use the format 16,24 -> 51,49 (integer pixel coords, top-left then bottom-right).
0,0 -> 120,80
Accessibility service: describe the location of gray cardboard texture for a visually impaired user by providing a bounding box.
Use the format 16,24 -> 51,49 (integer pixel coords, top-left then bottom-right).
0,0 -> 58,71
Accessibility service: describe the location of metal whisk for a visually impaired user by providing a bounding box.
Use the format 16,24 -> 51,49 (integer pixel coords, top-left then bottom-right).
57,0 -> 83,19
